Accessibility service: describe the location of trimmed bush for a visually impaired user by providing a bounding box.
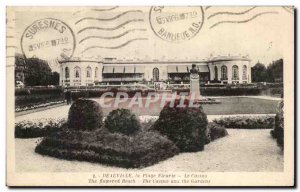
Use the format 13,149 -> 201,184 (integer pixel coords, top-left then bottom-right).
153,99 -> 208,152
35,128 -> 179,168
213,115 -> 275,129
15,87 -> 63,96
15,94 -> 64,109
15,87 -> 64,110
271,100 -> 284,149
206,122 -> 228,144
173,87 -> 262,96
70,91 -> 88,101
105,109 -> 141,135
270,88 -> 283,96
68,99 -> 103,131
15,118 -> 66,138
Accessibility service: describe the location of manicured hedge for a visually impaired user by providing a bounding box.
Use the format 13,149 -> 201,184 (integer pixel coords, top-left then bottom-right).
201,87 -> 262,96
15,87 -> 63,96
35,129 -> 179,168
15,118 -> 66,138
213,116 -> 275,129
270,88 -> 283,95
271,100 -> 284,150
15,94 -> 64,109
173,87 -> 262,96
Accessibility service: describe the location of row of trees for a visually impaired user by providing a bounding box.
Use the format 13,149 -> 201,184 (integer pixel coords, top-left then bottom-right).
251,59 -> 283,83
15,54 -> 59,86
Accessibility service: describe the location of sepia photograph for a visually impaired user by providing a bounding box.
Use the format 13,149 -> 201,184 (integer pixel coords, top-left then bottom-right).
6,5 -> 295,187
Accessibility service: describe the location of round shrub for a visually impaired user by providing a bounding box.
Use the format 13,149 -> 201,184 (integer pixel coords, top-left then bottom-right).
206,122 -> 228,143
105,109 -> 141,135
273,100 -> 284,150
68,99 -> 103,131
153,99 -> 208,152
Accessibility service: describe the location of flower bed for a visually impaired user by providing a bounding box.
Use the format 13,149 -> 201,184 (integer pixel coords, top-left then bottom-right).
15,87 -> 64,112
15,116 -> 159,138
213,115 -> 275,129
35,100 -> 179,168
15,100 -> 65,112
35,128 -> 179,168
15,118 -> 67,138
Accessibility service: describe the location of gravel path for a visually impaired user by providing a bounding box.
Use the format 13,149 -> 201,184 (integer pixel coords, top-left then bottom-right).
15,129 -> 283,172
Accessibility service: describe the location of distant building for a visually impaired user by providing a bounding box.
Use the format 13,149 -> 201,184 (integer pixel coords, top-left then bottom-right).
59,55 -> 252,86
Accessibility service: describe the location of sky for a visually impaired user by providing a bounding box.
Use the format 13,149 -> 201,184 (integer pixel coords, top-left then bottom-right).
7,6 -> 294,71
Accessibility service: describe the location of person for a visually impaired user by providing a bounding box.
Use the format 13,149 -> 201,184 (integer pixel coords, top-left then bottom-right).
65,90 -> 71,105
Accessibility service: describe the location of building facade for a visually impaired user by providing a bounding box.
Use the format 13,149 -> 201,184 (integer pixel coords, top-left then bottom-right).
59,56 -> 251,86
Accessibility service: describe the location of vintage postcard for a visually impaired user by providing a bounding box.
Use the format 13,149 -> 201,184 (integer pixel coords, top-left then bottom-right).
6,6 -> 294,186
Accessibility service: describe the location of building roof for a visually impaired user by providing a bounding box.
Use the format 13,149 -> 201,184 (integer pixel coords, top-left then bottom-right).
208,56 -> 251,62
59,55 -> 251,64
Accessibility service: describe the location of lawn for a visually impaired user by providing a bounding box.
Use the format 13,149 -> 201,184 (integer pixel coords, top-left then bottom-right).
100,97 -> 279,116
15,96 -> 279,123
202,97 -> 278,115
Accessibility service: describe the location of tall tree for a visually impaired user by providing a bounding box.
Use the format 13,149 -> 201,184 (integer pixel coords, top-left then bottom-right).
24,58 -> 52,86
266,59 -> 283,82
251,62 -> 268,82
15,53 -> 26,83
50,72 -> 60,85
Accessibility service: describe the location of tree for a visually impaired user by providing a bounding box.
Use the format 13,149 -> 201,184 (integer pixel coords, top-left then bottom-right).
24,58 -> 52,86
50,72 -> 60,85
251,59 -> 283,83
266,59 -> 283,82
15,53 -> 26,83
251,62 -> 268,82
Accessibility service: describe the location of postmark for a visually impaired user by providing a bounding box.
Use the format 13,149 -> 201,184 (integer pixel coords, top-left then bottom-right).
21,18 -> 76,61
149,6 -> 204,43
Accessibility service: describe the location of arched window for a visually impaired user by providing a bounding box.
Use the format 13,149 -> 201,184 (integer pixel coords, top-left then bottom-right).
214,66 -> 218,80
95,67 -> 98,78
221,65 -> 227,80
65,67 -> 69,78
86,66 -> 92,78
153,68 -> 159,82
74,66 -> 81,78
232,65 -> 239,80
242,65 -> 247,80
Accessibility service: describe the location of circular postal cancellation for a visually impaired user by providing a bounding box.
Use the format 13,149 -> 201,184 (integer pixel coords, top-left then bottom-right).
149,6 -> 204,43
21,18 -> 76,61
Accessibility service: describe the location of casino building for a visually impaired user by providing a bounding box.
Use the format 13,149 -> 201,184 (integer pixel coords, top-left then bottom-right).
59,55 -> 252,86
